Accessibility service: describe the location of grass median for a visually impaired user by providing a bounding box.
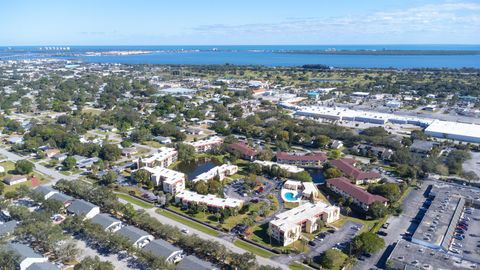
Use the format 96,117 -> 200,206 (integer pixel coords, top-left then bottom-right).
116,193 -> 154,209
233,240 -> 275,258
289,262 -> 312,270
156,209 -> 220,237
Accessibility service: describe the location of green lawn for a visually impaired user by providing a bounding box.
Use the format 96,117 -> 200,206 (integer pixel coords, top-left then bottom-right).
233,240 -> 275,258
0,161 -> 50,192
156,209 -> 220,237
142,141 -> 163,148
289,262 -> 312,270
116,193 -> 154,209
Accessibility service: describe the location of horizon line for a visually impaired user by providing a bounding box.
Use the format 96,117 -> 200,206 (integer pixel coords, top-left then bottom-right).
1,43 -> 480,47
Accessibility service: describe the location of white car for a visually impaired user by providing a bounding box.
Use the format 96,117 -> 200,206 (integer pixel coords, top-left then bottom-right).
181,228 -> 190,234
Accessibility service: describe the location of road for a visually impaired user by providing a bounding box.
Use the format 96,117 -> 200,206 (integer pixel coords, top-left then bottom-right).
118,198 -> 289,270
0,147 -> 76,183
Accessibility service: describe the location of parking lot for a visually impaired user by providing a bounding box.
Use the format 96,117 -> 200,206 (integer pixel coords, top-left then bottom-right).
449,207 -> 480,262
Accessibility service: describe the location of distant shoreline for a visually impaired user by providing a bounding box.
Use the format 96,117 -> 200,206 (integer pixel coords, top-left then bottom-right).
276,50 -> 480,55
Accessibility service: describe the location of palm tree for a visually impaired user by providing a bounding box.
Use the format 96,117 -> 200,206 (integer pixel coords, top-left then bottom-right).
267,226 -> 273,245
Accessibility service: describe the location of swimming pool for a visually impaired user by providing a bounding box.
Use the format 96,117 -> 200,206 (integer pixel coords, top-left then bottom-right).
284,192 -> 298,202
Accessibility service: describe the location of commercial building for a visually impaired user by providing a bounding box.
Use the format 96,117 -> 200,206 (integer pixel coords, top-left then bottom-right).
425,120 -> 480,143
330,158 -> 381,184
276,152 -> 327,167
412,184 -> 465,251
192,164 -> 238,183
186,136 -> 224,152
137,147 -> 178,168
254,160 -> 304,174
175,190 -> 244,210
269,202 -> 340,246
140,166 -> 185,194
387,239 -> 477,270
294,106 -> 432,127
326,177 -> 388,211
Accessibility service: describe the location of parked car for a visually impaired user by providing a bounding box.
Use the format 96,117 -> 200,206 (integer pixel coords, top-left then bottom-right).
308,241 -> 316,246
382,223 -> 390,229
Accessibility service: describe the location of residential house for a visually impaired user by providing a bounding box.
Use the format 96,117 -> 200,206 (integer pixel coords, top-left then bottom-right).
153,136 -> 172,144
34,186 -> 58,200
176,255 -> 218,270
6,243 -> 48,270
116,226 -> 154,248
142,239 -> 184,264
3,175 -> 28,186
269,202 -> 340,246
330,140 -> 344,149
330,158 -> 381,184
47,193 -> 74,207
326,177 -> 388,211
67,199 -> 100,219
26,262 -> 60,270
0,220 -> 17,237
410,140 -> 438,157
90,213 -> 122,232
353,144 -> 394,160
52,153 -> 67,162
44,149 -> 60,158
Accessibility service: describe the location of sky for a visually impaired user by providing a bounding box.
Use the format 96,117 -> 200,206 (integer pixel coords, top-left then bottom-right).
1,0 -> 480,45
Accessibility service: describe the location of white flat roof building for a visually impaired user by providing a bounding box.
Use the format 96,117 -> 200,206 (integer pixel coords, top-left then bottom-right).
186,136 -> 224,153
269,202 -> 340,246
254,160 -> 304,174
192,164 -> 238,183
425,120 -> 480,143
175,190 -> 244,210
142,166 -> 185,194
137,147 -> 178,168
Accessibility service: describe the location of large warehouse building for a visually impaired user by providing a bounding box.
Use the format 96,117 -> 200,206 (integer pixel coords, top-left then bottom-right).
424,120 -> 480,143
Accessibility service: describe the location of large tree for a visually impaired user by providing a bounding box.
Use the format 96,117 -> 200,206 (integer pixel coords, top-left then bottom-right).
15,160 -> 34,174
352,232 -> 385,255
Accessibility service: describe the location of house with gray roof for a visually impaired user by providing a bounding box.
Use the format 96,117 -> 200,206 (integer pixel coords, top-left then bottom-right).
47,193 -> 74,207
116,226 -> 154,248
0,220 -> 18,237
34,186 -> 58,200
67,199 -> 100,220
176,255 -> 218,270
142,239 -> 184,263
26,262 -> 60,270
90,213 -> 122,232
6,243 -> 48,270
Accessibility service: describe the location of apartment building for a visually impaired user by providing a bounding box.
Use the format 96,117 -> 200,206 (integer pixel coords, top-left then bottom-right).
141,166 -> 185,194
269,202 -> 340,246
186,136 -> 223,153
137,147 -> 178,168
276,152 -> 327,167
175,190 -> 244,210
326,177 -> 388,211
192,164 -> 238,183
329,158 -> 381,185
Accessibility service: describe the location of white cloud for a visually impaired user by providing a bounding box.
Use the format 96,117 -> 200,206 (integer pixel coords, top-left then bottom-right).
192,1 -> 480,43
